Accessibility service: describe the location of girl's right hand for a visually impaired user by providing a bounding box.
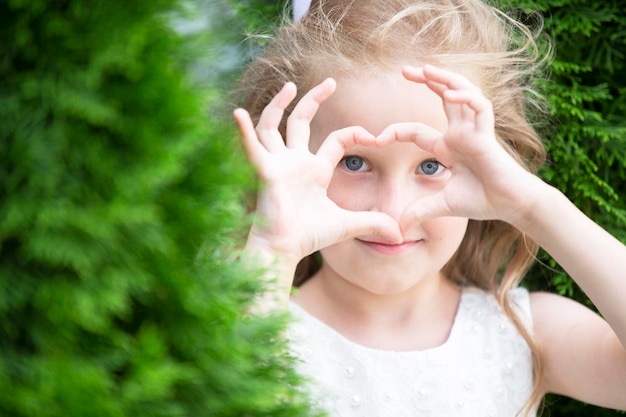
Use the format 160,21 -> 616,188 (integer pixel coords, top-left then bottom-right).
234,79 -> 402,269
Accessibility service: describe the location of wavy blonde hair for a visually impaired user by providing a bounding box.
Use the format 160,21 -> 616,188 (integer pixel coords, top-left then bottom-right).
236,0 -> 550,414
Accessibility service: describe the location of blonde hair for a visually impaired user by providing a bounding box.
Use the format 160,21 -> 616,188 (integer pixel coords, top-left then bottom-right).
236,0 -> 550,414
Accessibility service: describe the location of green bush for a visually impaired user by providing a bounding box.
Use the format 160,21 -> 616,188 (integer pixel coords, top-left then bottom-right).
0,0 -> 319,416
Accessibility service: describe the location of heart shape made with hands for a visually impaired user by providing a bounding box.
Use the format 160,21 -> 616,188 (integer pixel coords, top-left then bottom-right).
351,122 -> 459,229
329,117 -> 531,230
235,65 -> 536,257
374,121 -> 444,156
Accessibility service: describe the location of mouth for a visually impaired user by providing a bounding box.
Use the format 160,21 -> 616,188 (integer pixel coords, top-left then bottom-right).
356,238 -> 421,255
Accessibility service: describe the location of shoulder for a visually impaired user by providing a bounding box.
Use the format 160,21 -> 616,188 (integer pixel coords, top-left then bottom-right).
462,286 -> 531,320
458,286 -> 533,349
464,285 -> 529,302
527,290 -> 604,335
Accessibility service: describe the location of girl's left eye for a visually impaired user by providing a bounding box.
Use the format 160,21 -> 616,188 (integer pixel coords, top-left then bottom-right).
417,160 -> 445,176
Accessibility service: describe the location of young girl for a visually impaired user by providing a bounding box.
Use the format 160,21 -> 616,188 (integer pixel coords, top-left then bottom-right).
233,0 -> 626,415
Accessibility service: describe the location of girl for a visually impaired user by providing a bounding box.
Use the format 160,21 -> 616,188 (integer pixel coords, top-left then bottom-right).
233,0 -> 626,415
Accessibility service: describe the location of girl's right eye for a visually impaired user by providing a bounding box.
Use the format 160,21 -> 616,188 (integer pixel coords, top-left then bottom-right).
340,156 -> 370,172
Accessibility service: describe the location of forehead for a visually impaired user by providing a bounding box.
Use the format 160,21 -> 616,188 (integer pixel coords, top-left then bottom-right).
310,71 -> 449,146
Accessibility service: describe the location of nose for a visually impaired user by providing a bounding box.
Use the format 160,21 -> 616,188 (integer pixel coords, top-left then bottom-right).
372,176 -> 414,220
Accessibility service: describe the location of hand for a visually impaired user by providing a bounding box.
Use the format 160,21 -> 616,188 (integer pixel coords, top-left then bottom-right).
377,64 -> 545,229
234,79 -> 402,265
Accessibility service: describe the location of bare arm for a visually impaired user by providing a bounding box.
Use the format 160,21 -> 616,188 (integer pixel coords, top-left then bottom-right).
394,64 -> 626,408
518,186 -> 626,408
530,291 -> 626,409
515,184 -> 626,348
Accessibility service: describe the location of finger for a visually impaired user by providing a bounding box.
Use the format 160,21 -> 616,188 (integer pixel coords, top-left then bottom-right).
444,89 -> 495,133
234,108 -> 266,168
400,193 -> 452,227
422,64 -> 482,93
256,82 -> 298,152
376,122 -> 443,153
401,65 -> 426,83
423,80 -> 466,123
402,66 -> 464,123
413,65 -> 482,124
286,78 -> 337,150
315,126 -> 376,165
421,66 -> 488,126
338,210 -> 403,244
403,66 -> 446,95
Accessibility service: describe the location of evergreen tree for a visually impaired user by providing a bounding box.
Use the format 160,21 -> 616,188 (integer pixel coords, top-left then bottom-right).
0,0 -> 319,416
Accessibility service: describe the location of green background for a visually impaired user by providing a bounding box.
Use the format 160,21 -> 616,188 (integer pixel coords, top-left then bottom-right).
1,0 -> 624,416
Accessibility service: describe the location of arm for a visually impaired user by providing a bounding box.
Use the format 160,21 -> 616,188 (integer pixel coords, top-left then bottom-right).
530,291 -> 626,409
518,185 -> 626,408
516,183 -> 626,347
391,64 -> 626,407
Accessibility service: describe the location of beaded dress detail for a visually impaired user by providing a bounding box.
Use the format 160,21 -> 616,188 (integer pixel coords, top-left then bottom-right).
287,287 -> 535,417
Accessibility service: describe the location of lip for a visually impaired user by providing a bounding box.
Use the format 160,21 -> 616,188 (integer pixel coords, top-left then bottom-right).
357,239 -> 421,255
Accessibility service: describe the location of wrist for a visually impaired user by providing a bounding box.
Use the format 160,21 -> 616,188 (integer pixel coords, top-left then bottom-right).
245,228 -> 303,267
241,232 -> 302,312
508,180 -> 563,238
243,230 -> 303,287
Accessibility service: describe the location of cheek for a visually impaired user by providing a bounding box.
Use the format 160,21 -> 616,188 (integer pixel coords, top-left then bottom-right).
326,176 -> 370,211
423,217 -> 469,250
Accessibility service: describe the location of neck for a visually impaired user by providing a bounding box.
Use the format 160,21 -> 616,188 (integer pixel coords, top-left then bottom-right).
292,267 -> 462,351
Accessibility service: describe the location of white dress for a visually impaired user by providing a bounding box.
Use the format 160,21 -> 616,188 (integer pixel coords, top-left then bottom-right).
287,287 -> 535,417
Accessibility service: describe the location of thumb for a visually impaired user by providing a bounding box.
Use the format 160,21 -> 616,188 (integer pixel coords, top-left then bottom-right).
338,210 -> 403,244
400,194 -> 452,230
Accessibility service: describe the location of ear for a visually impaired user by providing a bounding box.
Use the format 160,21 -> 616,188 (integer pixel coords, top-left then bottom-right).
293,0 -> 312,21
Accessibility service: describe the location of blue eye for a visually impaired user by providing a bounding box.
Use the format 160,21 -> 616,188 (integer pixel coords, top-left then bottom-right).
341,156 -> 370,172
418,160 -> 444,176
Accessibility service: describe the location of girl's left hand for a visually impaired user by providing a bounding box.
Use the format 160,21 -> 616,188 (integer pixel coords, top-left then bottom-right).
378,64 -> 546,228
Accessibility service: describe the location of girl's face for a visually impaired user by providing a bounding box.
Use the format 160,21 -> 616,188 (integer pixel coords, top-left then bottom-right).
309,71 -> 469,295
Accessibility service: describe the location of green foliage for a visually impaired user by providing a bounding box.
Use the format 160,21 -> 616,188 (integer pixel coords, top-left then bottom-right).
231,0 -> 287,33
0,0 -> 320,416
514,1 -> 626,414
495,0 -> 626,297
489,0 -> 626,415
